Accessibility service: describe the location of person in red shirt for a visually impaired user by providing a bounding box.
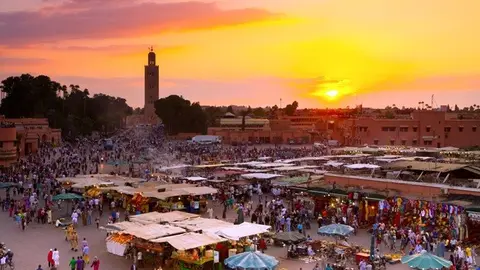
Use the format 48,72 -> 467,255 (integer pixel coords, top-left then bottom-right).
47,249 -> 54,268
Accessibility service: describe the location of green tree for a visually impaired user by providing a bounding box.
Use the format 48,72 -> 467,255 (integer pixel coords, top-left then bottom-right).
0,74 -> 133,139
284,101 -> 298,116
240,106 -> 252,131
204,106 -> 225,128
252,107 -> 266,118
154,95 -> 207,135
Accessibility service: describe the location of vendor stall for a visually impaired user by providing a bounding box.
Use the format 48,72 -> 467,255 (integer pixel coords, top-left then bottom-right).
152,232 -> 226,270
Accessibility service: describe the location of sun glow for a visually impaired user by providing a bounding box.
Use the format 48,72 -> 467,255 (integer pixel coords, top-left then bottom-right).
325,89 -> 339,99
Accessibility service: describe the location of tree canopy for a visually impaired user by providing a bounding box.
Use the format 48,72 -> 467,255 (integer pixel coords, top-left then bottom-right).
154,95 -> 207,135
284,101 -> 298,116
0,74 -> 133,138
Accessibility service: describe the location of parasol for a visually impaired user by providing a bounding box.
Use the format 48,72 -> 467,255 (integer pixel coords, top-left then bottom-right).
52,193 -> 83,201
317,224 -> 354,237
273,231 -> 306,244
224,251 -> 279,270
401,250 -> 452,269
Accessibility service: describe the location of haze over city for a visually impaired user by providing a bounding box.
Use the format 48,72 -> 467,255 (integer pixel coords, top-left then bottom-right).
2,0 -> 480,108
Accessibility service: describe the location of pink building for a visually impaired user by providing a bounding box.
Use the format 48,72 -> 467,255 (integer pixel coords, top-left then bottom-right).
349,110 -> 480,148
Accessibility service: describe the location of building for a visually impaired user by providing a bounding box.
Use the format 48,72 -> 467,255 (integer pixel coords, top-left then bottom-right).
0,121 -> 17,167
347,110 -> 480,148
11,117 -> 62,156
144,47 -> 160,124
126,48 -> 161,127
208,116 -> 311,144
0,116 -> 61,166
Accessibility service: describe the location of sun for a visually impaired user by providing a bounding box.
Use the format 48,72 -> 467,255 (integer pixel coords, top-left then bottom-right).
325,89 -> 339,100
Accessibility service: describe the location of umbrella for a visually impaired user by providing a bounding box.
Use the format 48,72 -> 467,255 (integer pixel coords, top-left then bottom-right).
52,193 -> 83,201
0,182 -> 17,189
401,250 -> 452,269
273,231 -> 306,243
318,224 -> 354,237
225,251 -> 279,270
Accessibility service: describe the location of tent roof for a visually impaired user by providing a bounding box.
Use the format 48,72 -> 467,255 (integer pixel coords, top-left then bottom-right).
151,232 -> 226,250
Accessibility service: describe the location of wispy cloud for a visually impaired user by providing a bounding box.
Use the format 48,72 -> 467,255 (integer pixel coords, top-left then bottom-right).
0,57 -> 48,66
0,0 -> 280,46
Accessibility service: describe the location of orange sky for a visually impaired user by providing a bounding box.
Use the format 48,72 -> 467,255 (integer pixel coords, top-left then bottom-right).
1,0 -> 480,109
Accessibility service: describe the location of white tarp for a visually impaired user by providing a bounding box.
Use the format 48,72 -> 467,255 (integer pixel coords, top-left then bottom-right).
216,222 -> 271,240
184,176 -> 207,182
102,221 -> 144,232
281,157 -> 330,163
106,240 -> 127,256
158,164 -> 191,171
241,173 -> 283,180
172,218 -> 234,232
130,211 -> 198,224
252,163 -> 289,168
234,161 -> 265,167
151,232 -> 226,250
344,164 -> 380,169
181,186 -> 218,196
122,224 -> 186,240
324,161 -> 344,167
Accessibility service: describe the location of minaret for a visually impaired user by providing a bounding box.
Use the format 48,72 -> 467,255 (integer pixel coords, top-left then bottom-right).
144,47 -> 159,123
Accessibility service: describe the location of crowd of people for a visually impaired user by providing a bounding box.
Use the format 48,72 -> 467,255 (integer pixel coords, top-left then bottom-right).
0,124 -> 478,270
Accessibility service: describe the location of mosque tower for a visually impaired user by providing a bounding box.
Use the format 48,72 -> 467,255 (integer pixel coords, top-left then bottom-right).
144,47 -> 159,124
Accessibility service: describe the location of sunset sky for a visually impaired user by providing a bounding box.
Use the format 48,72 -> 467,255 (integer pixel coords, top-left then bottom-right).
1,0 -> 480,109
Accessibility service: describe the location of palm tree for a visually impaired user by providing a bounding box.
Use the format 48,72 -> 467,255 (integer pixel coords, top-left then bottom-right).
240,106 -> 252,131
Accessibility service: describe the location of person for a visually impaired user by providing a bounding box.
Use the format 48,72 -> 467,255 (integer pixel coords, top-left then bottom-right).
137,251 -> 143,267
83,244 -> 90,264
6,249 -> 13,265
48,249 -> 54,267
325,264 -> 333,270
207,207 -> 213,219
53,248 -> 60,267
359,259 -> 367,270
76,256 -> 85,270
0,256 -> 6,268
69,256 -> 77,270
90,256 -> 100,270
36,264 -> 43,270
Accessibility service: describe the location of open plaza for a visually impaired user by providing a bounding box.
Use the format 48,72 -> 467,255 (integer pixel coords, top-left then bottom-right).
0,125 -> 480,270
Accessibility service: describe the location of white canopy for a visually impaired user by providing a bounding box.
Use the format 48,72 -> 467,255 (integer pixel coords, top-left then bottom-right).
158,164 -> 191,171
216,222 -> 271,240
344,164 -> 380,169
281,157 -> 330,163
184,176 -> 207,182
172,218 -> 234,232
324,161 -> 344,167
252,163 -> 289,168
102,221 -> 144,232
439,146 -> 460,151
181,186 -> 218,196
151,232 -> 226,250
130,211 -> 198,224
234,161 -> 265,167
122,224 -> 186,240
241,173 -> 283,180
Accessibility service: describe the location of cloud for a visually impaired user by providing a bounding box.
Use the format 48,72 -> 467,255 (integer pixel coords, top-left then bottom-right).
0,0 -> 280,46
0,57 -> 48,66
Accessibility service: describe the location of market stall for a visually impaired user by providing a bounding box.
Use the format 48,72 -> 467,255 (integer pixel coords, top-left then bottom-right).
152,232 -> 226,270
